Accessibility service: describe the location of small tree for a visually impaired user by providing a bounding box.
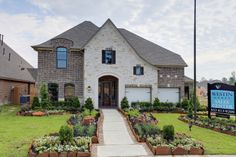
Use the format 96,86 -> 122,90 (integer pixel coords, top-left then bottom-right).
187,99 -> 193,119
31,97 -> 40,110
59,125 -> 73,144
39,83 -> 49,109
163,125 -> 175,142
121,97 -> 129,110
84,97 -> 94,110
153,98 -> 160,110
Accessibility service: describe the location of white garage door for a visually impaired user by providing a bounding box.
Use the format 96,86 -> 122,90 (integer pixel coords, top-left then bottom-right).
125,87 -> 151,103
158,88 -> 179,103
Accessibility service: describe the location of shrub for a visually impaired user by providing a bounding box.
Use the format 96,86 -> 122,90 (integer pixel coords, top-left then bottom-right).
162,125 -> 174,142
187,100 -> 193,119
87,125 -> 96,137
139,102 -> 152,112
153,98 -> 160,110
134,123 -> 160,138
181,98 -> 189,110
59,125 -> 73,144
74,124 -> 86,137
21,104 -> 30,112
121,97 -> 129,110
32,97 -> 40,110
131,102 -> 139,109
84,97 -> 94,110
127,109 -> 140,118
66,97 -> 80,111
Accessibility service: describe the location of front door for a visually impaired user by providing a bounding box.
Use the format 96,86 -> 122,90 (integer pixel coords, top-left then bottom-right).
99,76 -> 118,108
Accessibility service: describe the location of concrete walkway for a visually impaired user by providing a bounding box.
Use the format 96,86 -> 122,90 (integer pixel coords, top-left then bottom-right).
96,109 -> 149,157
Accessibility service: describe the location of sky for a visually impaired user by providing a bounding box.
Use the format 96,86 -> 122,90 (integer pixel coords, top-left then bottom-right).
0,0 -> 235,81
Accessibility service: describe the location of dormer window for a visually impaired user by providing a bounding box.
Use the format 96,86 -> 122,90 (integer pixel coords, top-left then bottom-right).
133,64 -> 144,75
102,50 -> 116,64
56,47 -> 67,68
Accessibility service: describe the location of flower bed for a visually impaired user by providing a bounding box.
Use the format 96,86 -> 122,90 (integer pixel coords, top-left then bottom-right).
119,108 -> 204,155
28,136 -> 91,157
67,109 -> 101,144
147,133 -> 204,155
178,115 -> 236,137
17,110 -> 65,116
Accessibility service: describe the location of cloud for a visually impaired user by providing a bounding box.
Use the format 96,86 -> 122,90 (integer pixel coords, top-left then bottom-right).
0,12 -> 75,67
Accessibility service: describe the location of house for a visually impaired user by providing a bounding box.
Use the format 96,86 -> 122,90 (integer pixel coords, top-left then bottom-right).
0,34 -> 35,105
32,19 -> 191,108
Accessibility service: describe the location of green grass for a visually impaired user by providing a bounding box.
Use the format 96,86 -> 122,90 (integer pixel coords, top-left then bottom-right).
0,105 -> 70,157
153,113 -> 236,154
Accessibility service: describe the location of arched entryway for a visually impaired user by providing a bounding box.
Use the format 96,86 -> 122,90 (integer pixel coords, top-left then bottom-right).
98,75 -> 118,108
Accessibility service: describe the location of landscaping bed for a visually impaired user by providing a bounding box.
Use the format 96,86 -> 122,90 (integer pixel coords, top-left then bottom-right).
118,96 -> 205,156
28,108 -> 100,157
17,110 -> 65,116
178,115 -> 236,137
28,131 -> 91,157
67,109 -> 101,144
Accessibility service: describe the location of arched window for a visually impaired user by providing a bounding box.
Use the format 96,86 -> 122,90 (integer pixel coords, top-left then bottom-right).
64,83 -> 75,99
56,47 -> 67,68
48,83 -> 59,101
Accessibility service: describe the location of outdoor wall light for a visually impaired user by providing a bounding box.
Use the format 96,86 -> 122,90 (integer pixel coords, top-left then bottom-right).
87,86 -> 91,92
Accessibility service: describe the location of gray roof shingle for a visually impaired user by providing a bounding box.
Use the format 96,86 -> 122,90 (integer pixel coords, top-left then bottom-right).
32,20 -> 187,67
0,42 -> 35,82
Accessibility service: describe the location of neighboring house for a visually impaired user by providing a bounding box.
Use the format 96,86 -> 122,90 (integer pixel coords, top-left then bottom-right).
32,19 -> 191,108
0,34 -> 35,105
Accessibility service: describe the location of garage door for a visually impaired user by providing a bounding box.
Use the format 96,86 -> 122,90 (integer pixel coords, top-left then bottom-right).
158,88 -> 179,103
125,87 -> 151,103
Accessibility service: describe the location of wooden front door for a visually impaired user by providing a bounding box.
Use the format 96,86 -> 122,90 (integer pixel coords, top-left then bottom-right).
99,76 -> 118,108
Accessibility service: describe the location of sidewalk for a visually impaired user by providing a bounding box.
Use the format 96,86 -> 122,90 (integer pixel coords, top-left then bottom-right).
96,109 -> 149,157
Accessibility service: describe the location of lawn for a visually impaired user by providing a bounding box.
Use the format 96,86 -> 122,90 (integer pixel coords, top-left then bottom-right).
0,105 -> 70,157
153,113 -> 236,154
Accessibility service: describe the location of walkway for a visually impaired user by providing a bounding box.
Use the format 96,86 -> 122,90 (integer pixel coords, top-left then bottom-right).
96,109 -> 149,157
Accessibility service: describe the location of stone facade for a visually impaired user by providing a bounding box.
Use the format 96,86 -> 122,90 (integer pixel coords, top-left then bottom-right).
37,38 -> 84,100
158,67 -> 185,99
84,21 -> 158,108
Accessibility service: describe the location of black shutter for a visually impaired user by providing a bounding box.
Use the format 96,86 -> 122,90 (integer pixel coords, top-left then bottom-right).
102,50 -> 105,63
112,50 -> 116,64
133,66 -> 136,75
141,67 -> 144,75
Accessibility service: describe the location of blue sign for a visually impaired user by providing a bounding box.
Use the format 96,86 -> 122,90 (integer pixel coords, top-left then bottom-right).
210,90 -> 234,110
208,83 -> 236,115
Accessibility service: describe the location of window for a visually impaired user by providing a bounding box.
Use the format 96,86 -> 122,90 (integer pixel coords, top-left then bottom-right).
48,83 -> 58,101
133,65 -> 144,75
64,83 -> 75,100
102,50 -> 116,64
56,47 -> 67,68
8,53 -> 11,61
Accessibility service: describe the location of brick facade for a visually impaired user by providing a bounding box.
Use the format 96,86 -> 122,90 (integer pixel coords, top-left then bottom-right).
0,79 -> 31,104
158,67 -> 185,99
37,39 -> 84,100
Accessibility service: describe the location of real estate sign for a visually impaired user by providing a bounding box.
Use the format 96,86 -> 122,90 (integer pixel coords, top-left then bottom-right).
208,83 -> 236,117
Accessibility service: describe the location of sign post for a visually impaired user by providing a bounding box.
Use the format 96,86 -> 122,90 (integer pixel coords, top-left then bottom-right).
208,83 -> 236,119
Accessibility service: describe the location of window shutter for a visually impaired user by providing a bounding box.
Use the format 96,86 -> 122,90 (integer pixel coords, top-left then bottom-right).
141,67 -> 144,75
112,50 -> 116,64
133,66 -> 136,75
102,50 -> 105,63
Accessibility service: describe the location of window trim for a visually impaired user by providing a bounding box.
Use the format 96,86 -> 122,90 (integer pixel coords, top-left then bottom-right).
133,65 -> 144,75
102,49 -> 116,64
56,47 -> 68,69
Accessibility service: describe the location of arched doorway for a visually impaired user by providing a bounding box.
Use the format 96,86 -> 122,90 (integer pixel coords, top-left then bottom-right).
99,75 -> 118,108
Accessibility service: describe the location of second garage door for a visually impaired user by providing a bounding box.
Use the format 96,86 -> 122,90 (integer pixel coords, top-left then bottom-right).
125,87 -> 151,103
157,88 -> 180,103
